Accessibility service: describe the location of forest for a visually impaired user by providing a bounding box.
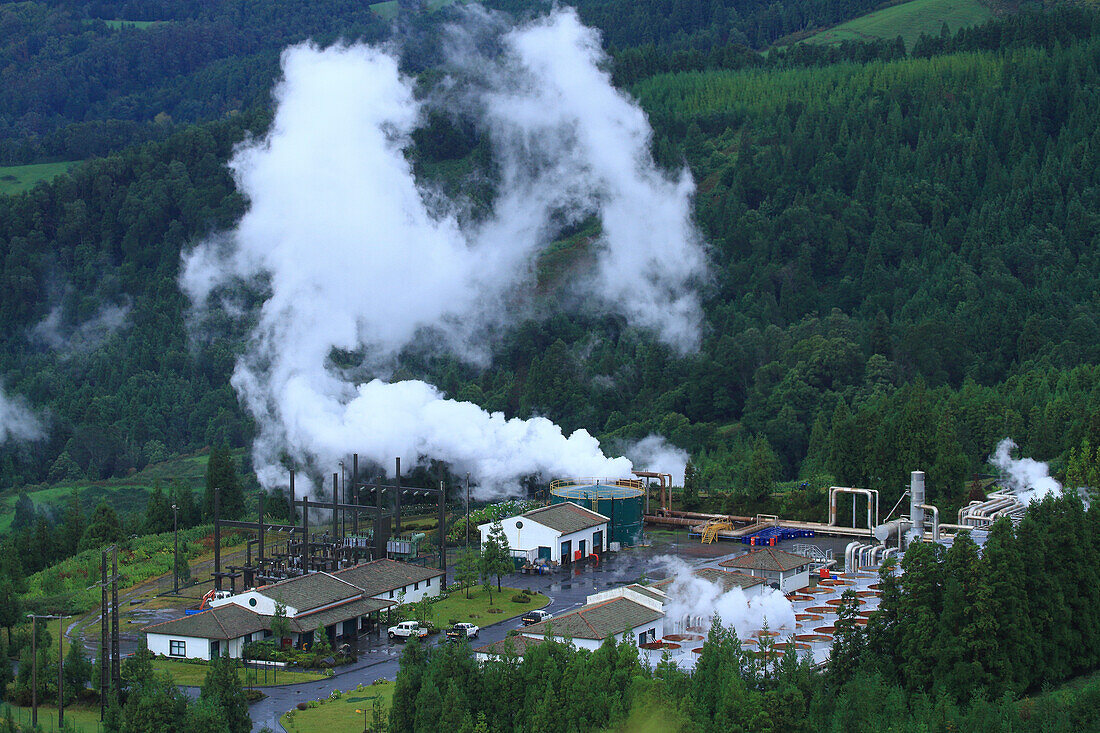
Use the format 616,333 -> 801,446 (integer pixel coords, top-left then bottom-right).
1,6 -> 1100,533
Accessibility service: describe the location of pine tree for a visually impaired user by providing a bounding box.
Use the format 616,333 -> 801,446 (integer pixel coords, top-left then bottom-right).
144,484 -> 172,534
204,446 -> 244,520
829,589 -> 866,687
483,521 -> 513,592
199,654 -> 251,733
61,489 -> 85,557
80,501 -> 123,551
412,676 -> 443,733
64,635 -> 92,703
456,548 -> 479,599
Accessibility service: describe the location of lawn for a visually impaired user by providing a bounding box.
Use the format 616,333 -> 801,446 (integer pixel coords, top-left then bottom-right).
0,161 -> 78,196
801,0 -> 992,50
101,19 -> 158,29
152,659 -> 329,687
281,680 -> 395,733
427,585 -> 549,629
0,702 -> 104,733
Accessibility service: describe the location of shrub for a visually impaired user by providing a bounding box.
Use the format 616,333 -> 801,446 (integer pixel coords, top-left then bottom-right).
296,703 -> 308,711
487,608 -> 503,614
511,594 -> 531,603
448,618 -> 459,625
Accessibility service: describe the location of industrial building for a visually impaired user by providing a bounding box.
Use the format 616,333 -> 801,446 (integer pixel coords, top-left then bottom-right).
718,548 -> 815,592
479,501 -> 610,564
144,559 -> 442,660
550,479 -> 645,547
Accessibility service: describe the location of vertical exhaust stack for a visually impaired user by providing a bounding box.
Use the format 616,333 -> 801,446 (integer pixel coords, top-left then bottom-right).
908,471 -> 925,546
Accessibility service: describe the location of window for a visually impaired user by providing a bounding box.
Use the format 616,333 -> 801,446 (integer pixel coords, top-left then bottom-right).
389,590 -> 394,599
248,597 -> 257,607
169,640 -> 185,657
414,582 -> 419,591
425,578 -> 430,587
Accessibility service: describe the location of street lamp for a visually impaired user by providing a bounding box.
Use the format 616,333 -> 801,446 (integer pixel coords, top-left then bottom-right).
171,503 -> 179,594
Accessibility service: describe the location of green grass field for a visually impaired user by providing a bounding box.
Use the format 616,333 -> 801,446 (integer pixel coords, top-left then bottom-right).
1,702 -> 105,733
152,659 -> 328,687
102,19 -> 158,29
0,452 -> 210,533
281,680 -> 395,733
427,585 -> 549,628
0,161 -> 78,196
801,0 -> 992,50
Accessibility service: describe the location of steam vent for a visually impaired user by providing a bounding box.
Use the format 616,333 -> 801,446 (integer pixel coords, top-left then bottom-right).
550,479 -> 644,547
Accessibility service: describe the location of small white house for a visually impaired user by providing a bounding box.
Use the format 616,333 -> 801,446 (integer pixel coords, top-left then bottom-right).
479,502 -> 610,564
719,548 -> 814,592
518,592 -> 664,651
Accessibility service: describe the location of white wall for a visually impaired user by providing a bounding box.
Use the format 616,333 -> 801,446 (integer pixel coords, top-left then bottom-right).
369,574 -> 441,605
479,516 -> 609,563
212,590 -> 288,617
148,633 -> 212,661
557,525 -> 609,562
480,517 -> 560,560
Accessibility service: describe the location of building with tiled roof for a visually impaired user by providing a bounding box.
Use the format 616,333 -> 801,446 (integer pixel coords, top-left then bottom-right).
474,634 -> 548,663
518,596 -> 664,650
719,548 -> 814,592
145,559 -> 438,661
478,501 -> 610,565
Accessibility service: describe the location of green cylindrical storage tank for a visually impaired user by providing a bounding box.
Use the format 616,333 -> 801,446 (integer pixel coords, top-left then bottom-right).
549,480 -> 645,547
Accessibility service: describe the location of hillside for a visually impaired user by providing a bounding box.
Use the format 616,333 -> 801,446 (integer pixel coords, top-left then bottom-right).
0,7 -> 1098,527
799,0 -> 994,49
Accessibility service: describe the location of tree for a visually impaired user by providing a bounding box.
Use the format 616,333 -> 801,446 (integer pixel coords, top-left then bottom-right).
121,642 -> 155,694
456,548 -> 479,599
144,484 -> 172,534
482,521 -> 513,592
80,500 -> 123,551
47,452 -> 83,483
479,553 -> 495,606
829,589 -> 866,687
270,602 -> 291,647
176,540 -> 192,584
64,634 -> 92,702
745,435 -> 779,504
683,459 -> 699,507
0,578 -> 22,646
12,492 -> 35,531
61,489 -> 85,557
204,445 -> 244,520
199,654 -> 251,733
170,480 -> 198,528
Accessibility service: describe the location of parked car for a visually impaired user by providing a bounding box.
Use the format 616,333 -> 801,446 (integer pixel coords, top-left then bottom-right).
446,622 -> 480,641
521,609 -> 551,626
388,621 -> 430,640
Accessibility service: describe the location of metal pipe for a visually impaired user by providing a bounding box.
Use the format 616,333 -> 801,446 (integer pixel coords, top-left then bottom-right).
395,457 -> 402,535
918,504 -> 940,541
829,487 -> 879,529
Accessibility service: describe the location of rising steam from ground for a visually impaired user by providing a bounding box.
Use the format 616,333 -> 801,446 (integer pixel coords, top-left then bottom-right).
991,438 -> 1062,504
0,386 -> 43,444
658,557 -> 795,639
31,300 -> 131,355
181,8 -> 705,496
622,435 -> 688,484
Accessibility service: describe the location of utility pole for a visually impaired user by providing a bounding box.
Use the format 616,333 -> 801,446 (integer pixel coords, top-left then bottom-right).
111,547 -> 120,696
465,473 -> 470,550
100,550 -> 107,720
26,613 -> 69,729
172,503 -> 179,594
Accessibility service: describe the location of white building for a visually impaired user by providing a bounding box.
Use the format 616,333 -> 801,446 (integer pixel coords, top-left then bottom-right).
719,548 -> 814,592
518,584 -> 665,651
145,559 -> 443,660
479,502 -> 610,565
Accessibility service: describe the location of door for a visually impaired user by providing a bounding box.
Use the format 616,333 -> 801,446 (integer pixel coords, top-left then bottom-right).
579,539 -> 586,558
593,531 -> 603,552
537,546 -> 552,560
560,540 -> 572,564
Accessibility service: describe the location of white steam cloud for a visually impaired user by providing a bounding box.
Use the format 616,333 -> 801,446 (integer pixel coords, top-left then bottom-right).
991,438 -> 1062,504
182,9 -> 705,496
0,385 -> 43,444
622,435 -> 688,484
659,557 -> 795,639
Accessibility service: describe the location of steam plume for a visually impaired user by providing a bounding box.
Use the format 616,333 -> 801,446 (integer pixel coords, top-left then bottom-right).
0,385 -> 43,444
991,438 -> 1062,504
659,557 -> 795,639
622,435 -> 688,483
182,9 -> 705,496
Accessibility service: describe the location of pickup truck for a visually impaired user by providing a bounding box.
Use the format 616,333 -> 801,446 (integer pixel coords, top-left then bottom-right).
388,621 -> 430,640
446,622 -> 480,641
521,609 -> 551,626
